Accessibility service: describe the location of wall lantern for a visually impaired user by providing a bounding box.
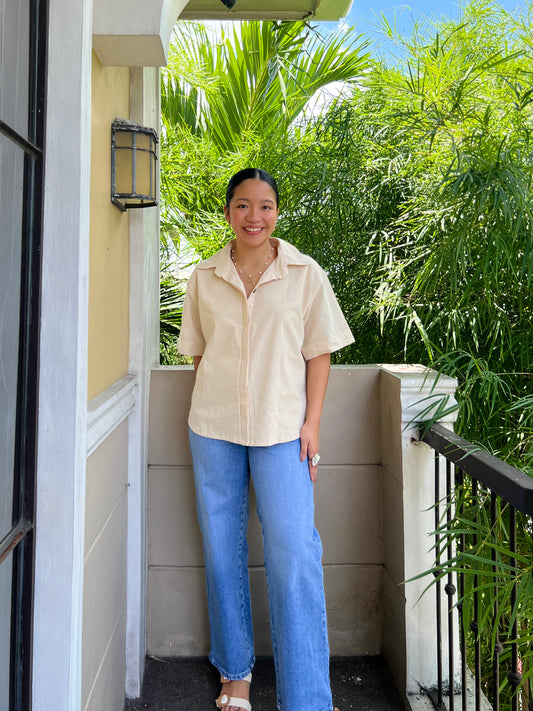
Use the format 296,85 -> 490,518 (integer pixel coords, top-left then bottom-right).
111,118 -> 158,211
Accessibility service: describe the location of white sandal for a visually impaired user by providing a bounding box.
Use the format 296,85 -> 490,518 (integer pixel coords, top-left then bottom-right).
215,672 -> 252,711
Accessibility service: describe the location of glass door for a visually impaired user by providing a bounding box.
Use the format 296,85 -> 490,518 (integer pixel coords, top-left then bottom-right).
0,0 -> 47,708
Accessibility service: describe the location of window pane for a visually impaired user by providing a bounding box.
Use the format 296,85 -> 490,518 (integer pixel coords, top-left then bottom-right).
0,0 -> 30,140
115,131 -> 132,148
0,133 -> 24,540
135,149 -> 152,196
116,149 -> 133,194
0,551 -> 13,709
136,133 -> 152,151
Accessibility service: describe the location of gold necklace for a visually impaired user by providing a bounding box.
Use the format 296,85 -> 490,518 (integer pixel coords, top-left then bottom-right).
231,244 -> 276,286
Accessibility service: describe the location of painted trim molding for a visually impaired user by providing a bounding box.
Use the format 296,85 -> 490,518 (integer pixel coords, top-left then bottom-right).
87,374 -> 138,457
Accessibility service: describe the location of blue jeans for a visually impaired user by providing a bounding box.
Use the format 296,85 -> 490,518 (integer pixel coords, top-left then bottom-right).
189,429 -> 333,711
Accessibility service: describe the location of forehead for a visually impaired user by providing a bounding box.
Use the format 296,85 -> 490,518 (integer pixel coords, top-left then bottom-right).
231,178 -> 277,203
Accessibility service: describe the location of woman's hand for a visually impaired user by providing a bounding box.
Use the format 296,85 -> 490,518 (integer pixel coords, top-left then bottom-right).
300,353 -> 330,483
300,420 -> 320,483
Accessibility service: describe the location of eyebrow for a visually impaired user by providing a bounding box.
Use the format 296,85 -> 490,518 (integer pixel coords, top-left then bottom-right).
235,197 -> 276,204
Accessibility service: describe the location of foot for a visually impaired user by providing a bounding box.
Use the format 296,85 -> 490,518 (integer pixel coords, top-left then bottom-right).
216,673 -> 252,711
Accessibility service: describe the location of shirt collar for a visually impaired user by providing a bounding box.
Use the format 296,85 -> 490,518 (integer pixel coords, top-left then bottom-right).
196,237 -> 309,285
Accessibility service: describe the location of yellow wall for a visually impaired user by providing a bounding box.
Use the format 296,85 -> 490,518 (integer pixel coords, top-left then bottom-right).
88,52 -> 130,400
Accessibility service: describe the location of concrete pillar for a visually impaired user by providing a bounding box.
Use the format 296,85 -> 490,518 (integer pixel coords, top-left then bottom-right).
380,364 -> 459,704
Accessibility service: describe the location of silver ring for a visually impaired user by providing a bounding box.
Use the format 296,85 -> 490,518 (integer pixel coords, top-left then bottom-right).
310,453 -> 320,467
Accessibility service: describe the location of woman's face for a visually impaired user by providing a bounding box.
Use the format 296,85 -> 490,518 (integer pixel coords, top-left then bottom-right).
224,178 -> 279,249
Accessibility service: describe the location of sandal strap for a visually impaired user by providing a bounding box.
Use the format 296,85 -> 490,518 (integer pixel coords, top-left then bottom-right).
216,673 -> 252,710
219,672 -> 252,684
216,693 -> 251,711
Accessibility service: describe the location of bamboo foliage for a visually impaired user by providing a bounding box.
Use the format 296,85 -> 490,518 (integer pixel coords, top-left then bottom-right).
348,3 -> 533,469
363,6 -> 533,704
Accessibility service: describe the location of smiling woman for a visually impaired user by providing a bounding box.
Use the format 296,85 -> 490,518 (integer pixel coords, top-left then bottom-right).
177,167 -> 353,711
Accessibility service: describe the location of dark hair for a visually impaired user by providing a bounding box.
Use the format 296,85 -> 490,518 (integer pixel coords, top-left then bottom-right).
225,168 -> 279,208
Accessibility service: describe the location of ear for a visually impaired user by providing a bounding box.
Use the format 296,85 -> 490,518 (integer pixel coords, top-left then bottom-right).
223,205 -> 231,225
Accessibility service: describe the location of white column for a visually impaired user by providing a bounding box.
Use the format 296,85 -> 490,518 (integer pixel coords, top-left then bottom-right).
125,66 -> 161,697
33,0 -> 93,708
381,364 -> 460,698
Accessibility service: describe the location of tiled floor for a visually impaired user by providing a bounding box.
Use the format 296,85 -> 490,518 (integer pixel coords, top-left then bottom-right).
124,656 -> 404,711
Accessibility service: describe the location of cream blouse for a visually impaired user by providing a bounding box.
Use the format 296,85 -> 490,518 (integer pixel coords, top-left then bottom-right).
177,238 -> 354,446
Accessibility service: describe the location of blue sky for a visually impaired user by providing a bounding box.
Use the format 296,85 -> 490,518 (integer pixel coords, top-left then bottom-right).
345,0 -> 522,27
326,0 -> 528,56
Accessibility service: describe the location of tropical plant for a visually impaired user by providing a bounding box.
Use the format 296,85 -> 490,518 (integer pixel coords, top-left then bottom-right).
162,20 -> 371,151
159,268 -> 186,365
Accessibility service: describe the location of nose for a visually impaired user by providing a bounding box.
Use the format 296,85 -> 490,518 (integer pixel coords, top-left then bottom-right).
246,205 -> 261,222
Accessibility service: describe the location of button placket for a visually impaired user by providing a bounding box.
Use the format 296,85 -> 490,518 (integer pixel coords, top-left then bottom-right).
242,292 -> 251,442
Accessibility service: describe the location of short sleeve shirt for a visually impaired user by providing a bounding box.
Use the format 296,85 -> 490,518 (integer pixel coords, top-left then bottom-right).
177,238 -> 354,446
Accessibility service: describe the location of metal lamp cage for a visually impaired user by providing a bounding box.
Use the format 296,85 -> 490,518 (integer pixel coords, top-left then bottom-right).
111,118 -> 158,211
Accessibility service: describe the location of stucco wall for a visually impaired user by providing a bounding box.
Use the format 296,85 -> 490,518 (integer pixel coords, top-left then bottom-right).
88,52 -> 130,401
146,365 -> 385,657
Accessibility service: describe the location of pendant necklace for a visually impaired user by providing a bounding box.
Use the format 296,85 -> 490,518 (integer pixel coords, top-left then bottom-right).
231,244 -> 276,287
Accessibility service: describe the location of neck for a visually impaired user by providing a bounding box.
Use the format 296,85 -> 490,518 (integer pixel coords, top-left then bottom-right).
232,238 -> 273,265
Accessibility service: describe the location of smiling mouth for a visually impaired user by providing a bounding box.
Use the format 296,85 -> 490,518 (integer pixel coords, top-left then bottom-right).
244,226 -> 263,234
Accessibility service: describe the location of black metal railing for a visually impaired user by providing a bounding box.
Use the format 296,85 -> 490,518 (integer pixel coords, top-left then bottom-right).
421,422 -> 533,711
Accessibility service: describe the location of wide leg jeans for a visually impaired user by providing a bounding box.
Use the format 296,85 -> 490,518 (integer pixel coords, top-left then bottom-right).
189,429 -> 333,711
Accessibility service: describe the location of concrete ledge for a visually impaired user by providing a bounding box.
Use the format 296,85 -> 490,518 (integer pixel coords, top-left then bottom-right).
406,669 -> 492,711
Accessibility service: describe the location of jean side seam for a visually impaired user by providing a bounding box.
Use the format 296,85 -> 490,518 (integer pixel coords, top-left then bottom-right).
238,466 -> 253,663
260,522 -> 282,709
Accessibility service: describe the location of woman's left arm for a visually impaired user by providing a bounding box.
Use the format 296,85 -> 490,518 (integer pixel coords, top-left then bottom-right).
300,353 -> 331,483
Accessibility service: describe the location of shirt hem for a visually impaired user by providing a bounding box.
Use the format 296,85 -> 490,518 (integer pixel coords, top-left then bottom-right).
188,422 -> 302,448
302,333 -> 355,361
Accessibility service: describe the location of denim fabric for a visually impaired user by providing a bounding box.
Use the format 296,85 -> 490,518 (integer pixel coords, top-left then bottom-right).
189,429 -> 334,711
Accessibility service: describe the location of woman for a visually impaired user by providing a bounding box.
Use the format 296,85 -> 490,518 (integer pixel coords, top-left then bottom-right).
178,168 -> 354,711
